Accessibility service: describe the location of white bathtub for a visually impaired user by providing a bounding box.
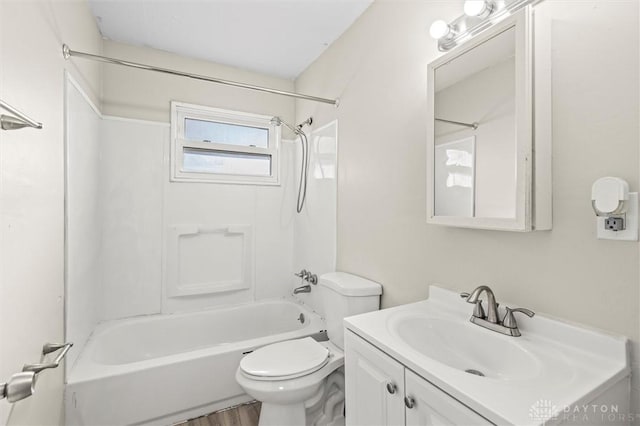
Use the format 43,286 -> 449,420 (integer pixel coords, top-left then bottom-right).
66,299 -> 324,426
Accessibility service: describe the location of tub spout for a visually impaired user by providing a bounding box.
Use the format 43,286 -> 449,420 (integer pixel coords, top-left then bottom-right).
293,284 -> 311,294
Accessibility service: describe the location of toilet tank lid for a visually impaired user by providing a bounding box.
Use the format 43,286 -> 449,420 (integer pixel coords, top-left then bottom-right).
319,272 -> 382,297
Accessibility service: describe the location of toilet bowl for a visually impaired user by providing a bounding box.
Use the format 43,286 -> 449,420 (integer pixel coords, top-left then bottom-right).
235,272 -> 382,426
235,338 -> 344,426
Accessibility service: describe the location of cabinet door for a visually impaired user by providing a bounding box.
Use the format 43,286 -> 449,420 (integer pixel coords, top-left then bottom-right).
345,331 -> 405,426
405,370 -> 493,425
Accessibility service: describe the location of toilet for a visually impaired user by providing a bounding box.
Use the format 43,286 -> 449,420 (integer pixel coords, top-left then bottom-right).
235,272 -> 382,426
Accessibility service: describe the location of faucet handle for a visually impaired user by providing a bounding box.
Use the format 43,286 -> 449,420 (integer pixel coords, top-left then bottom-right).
472,300 -> 485,319
502,307 -> 535,329
294,269 -> 308,278
461,292 -> 485,318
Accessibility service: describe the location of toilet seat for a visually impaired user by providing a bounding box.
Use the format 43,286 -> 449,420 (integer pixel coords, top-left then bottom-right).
240,337 -> 330,381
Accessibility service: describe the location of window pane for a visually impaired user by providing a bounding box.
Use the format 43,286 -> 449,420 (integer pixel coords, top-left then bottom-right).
183,148 -> 271,177
184,118 -> 269,148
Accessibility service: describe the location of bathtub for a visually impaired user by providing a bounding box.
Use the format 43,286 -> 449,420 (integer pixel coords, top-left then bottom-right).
65,299 -> 324,426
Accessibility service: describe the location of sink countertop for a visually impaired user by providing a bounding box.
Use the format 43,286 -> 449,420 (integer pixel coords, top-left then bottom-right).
343,285 -> 630,426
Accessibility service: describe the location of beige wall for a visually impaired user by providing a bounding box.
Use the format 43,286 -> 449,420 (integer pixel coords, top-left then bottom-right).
102,40 -> 295,124
0,0 -> 102,424
295,0 -> 639,413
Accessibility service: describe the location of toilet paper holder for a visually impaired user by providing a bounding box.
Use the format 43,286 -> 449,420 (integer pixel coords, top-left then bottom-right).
1,342 -> 73,403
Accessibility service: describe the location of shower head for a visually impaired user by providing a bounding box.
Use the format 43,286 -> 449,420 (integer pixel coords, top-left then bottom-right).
271,116 -> 313,214
296,117 -> 313,130
271,116 -> 302,135
270,116 -> 313,134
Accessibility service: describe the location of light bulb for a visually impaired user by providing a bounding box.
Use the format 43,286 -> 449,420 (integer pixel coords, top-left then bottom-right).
464,0 -> 492,17
429,20 -> 452,40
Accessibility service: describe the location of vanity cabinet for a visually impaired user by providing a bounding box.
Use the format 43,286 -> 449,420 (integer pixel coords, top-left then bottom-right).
345,330 -> 492,426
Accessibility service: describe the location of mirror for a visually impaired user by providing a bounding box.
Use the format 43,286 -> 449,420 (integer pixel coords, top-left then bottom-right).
427,8 -> 549,231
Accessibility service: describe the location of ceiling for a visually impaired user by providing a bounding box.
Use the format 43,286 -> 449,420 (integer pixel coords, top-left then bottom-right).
88,0 -> 373,80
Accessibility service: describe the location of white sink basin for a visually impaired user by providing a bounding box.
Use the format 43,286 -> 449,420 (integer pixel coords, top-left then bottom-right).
389,315 -> 541,380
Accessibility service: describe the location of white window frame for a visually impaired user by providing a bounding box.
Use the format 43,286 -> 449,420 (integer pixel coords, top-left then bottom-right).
171,101 -> 280,185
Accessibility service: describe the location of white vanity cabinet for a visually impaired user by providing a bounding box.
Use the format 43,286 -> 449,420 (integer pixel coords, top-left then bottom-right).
345,330 -> 492,426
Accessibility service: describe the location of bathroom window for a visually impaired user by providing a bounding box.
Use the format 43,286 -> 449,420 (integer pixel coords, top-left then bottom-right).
171,102 -> 280,184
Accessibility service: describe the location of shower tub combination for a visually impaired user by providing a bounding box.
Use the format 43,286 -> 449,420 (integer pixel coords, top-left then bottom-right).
66,299 -> 324,426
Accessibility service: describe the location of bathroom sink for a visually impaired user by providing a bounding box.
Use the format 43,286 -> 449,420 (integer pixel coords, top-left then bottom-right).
389,315 -> 540,380
344,285 -> 630,425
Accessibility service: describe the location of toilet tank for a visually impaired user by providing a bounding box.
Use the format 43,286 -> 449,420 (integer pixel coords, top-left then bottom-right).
319,272 -> 382,350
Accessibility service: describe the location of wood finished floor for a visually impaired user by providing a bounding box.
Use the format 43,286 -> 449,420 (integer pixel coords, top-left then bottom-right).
176,402 -> 261,426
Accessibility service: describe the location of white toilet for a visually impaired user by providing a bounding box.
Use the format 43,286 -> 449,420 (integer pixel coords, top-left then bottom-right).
235,272 -> 382,426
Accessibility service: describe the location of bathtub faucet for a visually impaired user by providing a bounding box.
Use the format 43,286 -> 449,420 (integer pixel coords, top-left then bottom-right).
293,268 -> 316,294
294,269 -> 318,285
293,284 -> 311,294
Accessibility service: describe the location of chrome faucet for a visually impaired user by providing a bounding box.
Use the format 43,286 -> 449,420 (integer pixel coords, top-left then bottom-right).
464,285 -> 499,323
292,268 -> 317,295
293,284 -> 311,294
461,285 -> 535,337
294,269 -> 318,285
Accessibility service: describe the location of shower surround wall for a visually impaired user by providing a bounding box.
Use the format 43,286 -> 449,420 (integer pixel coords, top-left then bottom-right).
291,121 -> 338,318
99,118 -> 167,318
65,78 -> 103,372
99,117 -> 296,318
97,40 -> 340,318
100,40 -> 299,317
66,41 -> 301,374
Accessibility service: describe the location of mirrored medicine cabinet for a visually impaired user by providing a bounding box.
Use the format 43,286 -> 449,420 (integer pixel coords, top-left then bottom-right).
426,6 -> 551,232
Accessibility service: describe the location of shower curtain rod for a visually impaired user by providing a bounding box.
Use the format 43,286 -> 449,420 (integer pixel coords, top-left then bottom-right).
62,44 -> 339,106
435,118 -> 479,130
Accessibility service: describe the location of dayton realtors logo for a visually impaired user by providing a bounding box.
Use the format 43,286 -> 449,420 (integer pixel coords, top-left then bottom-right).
529,399 -> 632,424
529,399 -> 558,423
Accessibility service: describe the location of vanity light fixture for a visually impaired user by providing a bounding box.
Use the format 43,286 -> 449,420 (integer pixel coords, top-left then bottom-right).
464,0 -> 494,18
430,0 -> 537,51
429,20 -> 456,40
